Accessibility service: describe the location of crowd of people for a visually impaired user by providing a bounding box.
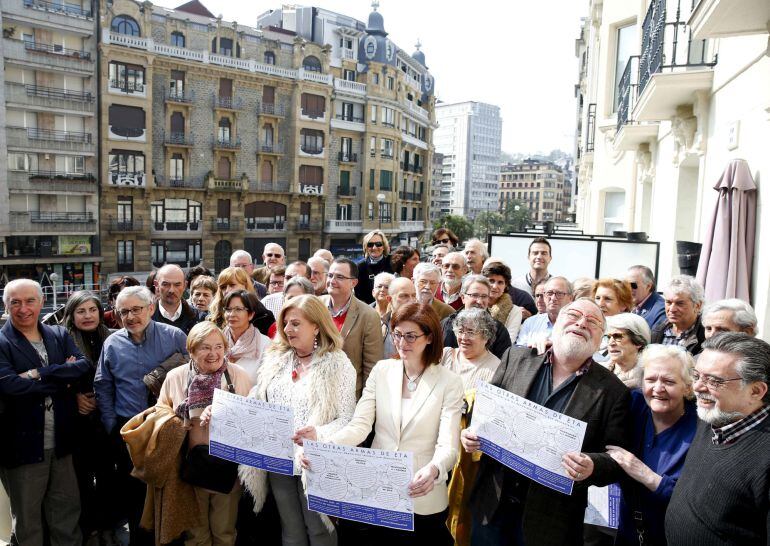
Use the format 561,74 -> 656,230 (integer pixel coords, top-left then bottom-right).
0,229 -> 768,546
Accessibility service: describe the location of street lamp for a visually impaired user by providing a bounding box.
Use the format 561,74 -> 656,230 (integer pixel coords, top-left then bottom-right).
49,272 -> 59,309
376,193 -> 386,230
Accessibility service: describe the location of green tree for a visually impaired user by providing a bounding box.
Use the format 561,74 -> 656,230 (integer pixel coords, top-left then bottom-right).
501,199 -> 531,233
473,212 -> 508,239
432,215 -> 474,243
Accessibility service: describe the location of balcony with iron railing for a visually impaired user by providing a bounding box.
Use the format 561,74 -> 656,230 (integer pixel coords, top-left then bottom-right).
213,95 -> 243,110
7,170 -> 96,193
107,218 -> 144,233
338,152 -> 358,163
337,186 -> 357,197
245,219 -> 286,232
10,211 -> 96,233
2,39 -> 93,74
22,40 -> 91,60
154,175 -> 204,189
164,132 -> 195,147
109,171 -> 146,187
335,113 -> 365,123
4,82 -> 94,113
211,218 -> 240,232
634,0 -> 717,121
165,90 -> 195,103
108,79 -> 145,96
257,140 -> 284,155
257,102 -> 285,117
151,220 -> 201,233
615,56 -> 659,150
212,137 -> 241,150
23,0 -> 93,19
295,220 -> 322,231
6,126 -> 94,153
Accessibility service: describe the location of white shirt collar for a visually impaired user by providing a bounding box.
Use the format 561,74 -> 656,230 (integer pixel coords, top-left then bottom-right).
159,301 -> 183,321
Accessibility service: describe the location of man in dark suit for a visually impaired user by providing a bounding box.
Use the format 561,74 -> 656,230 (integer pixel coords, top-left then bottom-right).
462,298 -> 631,546
151,264 -> 205,334
0,279 -> 91,546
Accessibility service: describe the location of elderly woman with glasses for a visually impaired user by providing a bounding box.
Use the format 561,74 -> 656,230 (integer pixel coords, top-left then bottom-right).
62,291 -> 119,544
157,321 -> 253,545
237,295 -> 356,546
606,344 -> 697,546
602,313 -> 652,389
221,290 -> 271,384
440,308 -> 501,545
354,230 -> 392,305
300,303 -> 463,545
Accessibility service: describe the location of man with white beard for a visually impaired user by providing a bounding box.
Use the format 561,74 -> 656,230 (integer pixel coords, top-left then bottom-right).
461,299 -> 631,546
412,262 -> 454,321
665,333 -> 770,545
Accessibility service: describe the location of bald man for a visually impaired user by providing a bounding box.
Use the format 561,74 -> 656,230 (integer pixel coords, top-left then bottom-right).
152,264 -> 206,334
252,243 -> 286,285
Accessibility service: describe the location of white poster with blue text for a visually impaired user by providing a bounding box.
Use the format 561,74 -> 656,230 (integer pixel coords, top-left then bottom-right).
209,389 -> 295,475
304,440 -> 414,531
585,484 -> 621,528
471,381 -> 587,495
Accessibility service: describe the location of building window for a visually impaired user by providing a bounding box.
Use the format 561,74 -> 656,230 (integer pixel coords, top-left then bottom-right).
303,56 -> 322,72
370,137 -> 376,157
298,165 -> 323,192
109,62 -> 145,93
341,137 -> 353,160
343,69 -> 356,81
213,37 -> 235,56
111,15 -> 140,36
152,239 -> 202,268
108,105 -> 145,138
300,93 -> 325,119
336,204 -> 352,220
217,118 -> 231,141
381,107 -> 395,127
340,170 -> 351,194
245,201 -> 286,230
380,202 -> 392,223
264,51 -> 275,65
614,23 -> 636,112
368,202 -> 374,220
387,76 -> 394,90
370,104 -> 377,123
380,139 -> 394,158
109,150 -> 145,185
169,154 -> 184,181
300,129 -> 324,154
8,153 -> 35,171
117,240 -> 134,269
169,70 -> 185,96
379,170 -> 393,191
373,73 -> 380,85
117,196 -> 133,224
170,31 -> 185,47
369,169 -> 375,190
151,198 -> 202,231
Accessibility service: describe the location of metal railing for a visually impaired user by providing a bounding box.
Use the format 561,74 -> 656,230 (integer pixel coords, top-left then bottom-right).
300,144 -> 324,155
296,220 -> 322,231
211,218 -> 240,231
335,114 -> 365,123
23,0 -> 92,18
338,152 -> 358,163
23,84 -> 93,102
165,90 -> 194,103
245,220 -> 286,231
165,132 -> 194,146
28,170 -> 94,180
23,127 -> 92,143
257,141 -> 284,154
213,96 -> 243,110
617,56 -> 640,132
337,186 -> 357,197
154,176 -> 204,189
638,0 -> 717,96
24,40 -> 91,60
257,102 -> 285,116
107,218 -> 144,232
152,221 -> 201,232
212,137 -> 241,149
109,80 -> 144,93
585,103 -> 596,153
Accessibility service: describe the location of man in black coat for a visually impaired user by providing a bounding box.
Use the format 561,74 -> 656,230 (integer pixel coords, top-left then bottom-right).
151,264 -> 206,335
462,298 -> 631,546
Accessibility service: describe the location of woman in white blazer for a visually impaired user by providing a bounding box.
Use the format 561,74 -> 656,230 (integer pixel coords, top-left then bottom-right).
297,302 -> 463,546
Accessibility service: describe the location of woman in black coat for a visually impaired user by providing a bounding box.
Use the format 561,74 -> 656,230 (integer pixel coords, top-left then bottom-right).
354,230 -> 392,304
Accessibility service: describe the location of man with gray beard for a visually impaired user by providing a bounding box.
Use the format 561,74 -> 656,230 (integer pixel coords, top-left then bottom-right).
665,333 -> 770,545
461,298 -> 631,546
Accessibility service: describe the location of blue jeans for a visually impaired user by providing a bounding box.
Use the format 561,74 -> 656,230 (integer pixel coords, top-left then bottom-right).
471,498 -> 525,546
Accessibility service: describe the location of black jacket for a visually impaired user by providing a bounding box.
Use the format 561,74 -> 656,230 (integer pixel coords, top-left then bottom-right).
250,298 -> 276,336
355,256 -> 393,305
650,314 -> 706,356
151,299 -> 206,335
441,310 -> 512,359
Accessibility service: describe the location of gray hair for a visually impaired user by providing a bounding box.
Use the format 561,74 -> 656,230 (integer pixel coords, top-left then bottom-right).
547,276 -> 574,296
63,290 -> 104,332
628,265 -> 656,290
453,308 -> 497,346
2,279 -> 44,307
702,333 -> 770,403
443,251 -> 467,267
639,344 -> 695,393
702,298 -> 757,336
284,276 -> 315,295
558,299 -> 607,332
413,262 -> 441,280
230,249 -> 253,265
606,312 -> 652,348
308,256 -> 330,271
663,275 -> 705,306
373,272 -> 395,287
464,238 -> 489,260
115,286 -> 154,308
461,274 -> 491,295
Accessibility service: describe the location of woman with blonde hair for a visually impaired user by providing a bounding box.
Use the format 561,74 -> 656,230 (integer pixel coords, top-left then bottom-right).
209,267 -> 274,334
238,295 -> 356,546
592,278 -> 634,317
354,230 -> 392,305
157,321 -> 253,544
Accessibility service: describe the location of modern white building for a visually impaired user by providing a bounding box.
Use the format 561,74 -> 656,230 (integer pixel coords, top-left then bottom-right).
434,101 -> 501,219
574,0 -> 770,338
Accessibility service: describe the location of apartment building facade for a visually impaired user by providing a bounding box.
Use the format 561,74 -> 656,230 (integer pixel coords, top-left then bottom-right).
1,0 -> 100,288
98,0 -> 435,272
434,101 -> 501,219
498,159 -> 567,222
574,0 -> 770,336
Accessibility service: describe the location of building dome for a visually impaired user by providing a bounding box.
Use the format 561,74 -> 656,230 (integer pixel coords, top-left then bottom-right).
412,40 -> 425,66
366,1 -> 387,36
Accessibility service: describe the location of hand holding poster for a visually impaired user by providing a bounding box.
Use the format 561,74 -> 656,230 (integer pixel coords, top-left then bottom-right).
209,389 -> 295,475
471,381 -> 587,495
304,440 -> 415,531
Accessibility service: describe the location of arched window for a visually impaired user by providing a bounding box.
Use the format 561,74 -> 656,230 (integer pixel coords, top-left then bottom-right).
302,56 -> 322,73
170,31 -> 185,47
264,51 -> 275,65
111,15 -> 140,36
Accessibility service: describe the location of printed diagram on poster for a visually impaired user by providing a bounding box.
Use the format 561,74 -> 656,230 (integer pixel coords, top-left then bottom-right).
585,484 -> 621,528
304,440 -> 415,531
209,389 -> 295,475
471,381 -> 587,495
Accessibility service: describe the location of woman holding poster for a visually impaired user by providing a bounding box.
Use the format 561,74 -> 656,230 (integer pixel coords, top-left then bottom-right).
300,303 -> 463,546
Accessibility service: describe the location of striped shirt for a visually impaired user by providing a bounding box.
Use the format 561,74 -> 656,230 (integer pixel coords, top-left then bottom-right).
711,405 -> 770,445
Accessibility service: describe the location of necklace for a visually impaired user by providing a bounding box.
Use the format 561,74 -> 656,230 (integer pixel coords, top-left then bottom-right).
403,366 -> 425,392
292,350 -> 313,380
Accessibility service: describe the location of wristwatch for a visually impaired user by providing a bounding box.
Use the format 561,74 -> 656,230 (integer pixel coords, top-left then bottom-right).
26,369 -> 40,380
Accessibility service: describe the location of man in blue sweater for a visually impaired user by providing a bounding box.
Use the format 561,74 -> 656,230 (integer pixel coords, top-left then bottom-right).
665,333 -> 770,545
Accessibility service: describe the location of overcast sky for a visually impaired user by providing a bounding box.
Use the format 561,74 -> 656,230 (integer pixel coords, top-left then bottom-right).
153,0 -> 588,156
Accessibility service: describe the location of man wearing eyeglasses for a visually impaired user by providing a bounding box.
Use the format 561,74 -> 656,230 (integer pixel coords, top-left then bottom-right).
462,298 -> 631,546
0,279 -> 90,546
321,258 -> 383,399
251,243 -> 286,286
94,286 -> 187,544
435,251 -> 468,311
440,275 -> 512,359
626,265 -> 666,330
413,262 -> 454,321
515,277 -> 574,347
666,333 -> 770,545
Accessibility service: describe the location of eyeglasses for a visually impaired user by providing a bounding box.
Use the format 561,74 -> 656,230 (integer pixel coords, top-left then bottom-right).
392,331 -> 426,343
465,292 -> 490,300
606,332 -> 627,342
327,273 -> 355,281
434,238 -> 451,244
224,306 -> 248,314
265,253 -> 283,258
269,280 -> 284,287
117,305 -> 147,318
367,241 -> 384,248
563,309 -> 604,330
690,369 -> 743,390
629,282 -> 638,290
455,328 -> 480,339
545,290 -> 568,299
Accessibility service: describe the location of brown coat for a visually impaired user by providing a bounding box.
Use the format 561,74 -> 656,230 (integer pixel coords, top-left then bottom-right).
431,299 -> 455,321
321,295 -> 384,399
121,406 -> 202,545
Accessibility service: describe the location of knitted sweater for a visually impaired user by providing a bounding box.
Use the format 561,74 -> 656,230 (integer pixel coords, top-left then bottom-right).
665,417 -> 770,545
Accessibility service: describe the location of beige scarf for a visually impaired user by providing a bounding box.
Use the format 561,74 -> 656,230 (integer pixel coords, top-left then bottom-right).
489,292 -> 514,324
